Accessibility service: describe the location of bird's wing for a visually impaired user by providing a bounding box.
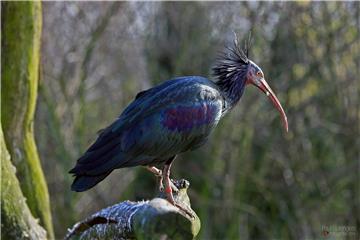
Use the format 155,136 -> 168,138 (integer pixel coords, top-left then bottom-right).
70,76 -> 224,176
117,78 -> 225,161
114,77 -> 218,131
84,77 -> 189,152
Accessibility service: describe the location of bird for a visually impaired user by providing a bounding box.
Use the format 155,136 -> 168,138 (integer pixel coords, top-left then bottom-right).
69,36 -> 288,214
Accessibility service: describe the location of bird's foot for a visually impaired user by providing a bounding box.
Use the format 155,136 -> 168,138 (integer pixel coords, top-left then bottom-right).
146,166 -> 164,191
146,161 -> 195,219
164,177 -> 193,218
161,179 -> 179,192
158,157 -> 194,218
146,166 -> 178,192
164,185 -> 194,218
174,202 -> 195,219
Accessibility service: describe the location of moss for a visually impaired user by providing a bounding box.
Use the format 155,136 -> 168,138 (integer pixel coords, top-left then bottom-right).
1,2 -> 54,238
1,127 -> 47,240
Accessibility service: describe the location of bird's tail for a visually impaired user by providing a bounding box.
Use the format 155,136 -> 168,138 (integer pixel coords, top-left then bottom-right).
71,171 -> 112,192
69,146 -> 129,192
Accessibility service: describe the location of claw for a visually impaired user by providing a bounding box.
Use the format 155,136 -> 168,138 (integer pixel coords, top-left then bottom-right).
169,179 -> 178,192
164,185 -> 193,218
158,177 -> 164,192
174,203 -> 195,219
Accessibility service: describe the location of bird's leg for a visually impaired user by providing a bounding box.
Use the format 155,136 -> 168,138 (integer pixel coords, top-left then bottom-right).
146,165 -> 178,192
162,157 -> 193,218
146,166 -> 164,191
163,158 -> 176,204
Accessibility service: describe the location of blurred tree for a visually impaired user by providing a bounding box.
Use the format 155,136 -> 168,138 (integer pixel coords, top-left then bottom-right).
37,3 -> 125,235
1,2 -> 54,238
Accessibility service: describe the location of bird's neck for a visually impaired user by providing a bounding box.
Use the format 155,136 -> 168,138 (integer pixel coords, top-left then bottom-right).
216,76 -> 246,109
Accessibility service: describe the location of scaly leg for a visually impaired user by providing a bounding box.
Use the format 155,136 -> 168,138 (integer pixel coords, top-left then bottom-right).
146,166 -> 164,191
146,165 -> 178,192
162,157 -> 193,218
163,158 -> 175,204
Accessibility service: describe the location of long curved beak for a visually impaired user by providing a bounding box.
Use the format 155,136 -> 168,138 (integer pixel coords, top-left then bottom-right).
254,78 -> 288,132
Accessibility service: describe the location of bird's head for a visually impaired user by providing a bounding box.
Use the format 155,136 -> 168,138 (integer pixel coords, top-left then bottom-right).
245,60 -> 288,132
213,35 -> 288,132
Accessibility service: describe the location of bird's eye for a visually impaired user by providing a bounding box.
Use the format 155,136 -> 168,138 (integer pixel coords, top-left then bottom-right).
256,71 -> 263,77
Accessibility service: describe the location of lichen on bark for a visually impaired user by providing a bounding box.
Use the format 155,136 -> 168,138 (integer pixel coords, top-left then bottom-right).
66,179 -> 201,240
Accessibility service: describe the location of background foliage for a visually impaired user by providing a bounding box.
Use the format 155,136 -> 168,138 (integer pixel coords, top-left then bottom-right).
36,2 -> 359,239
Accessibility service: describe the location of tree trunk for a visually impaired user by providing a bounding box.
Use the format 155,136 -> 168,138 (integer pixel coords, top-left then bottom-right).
1,2 -> 54,238
1,127 -> 47,240
66,179 -> 201,240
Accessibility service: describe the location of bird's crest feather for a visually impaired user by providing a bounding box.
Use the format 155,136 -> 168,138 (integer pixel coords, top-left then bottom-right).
212,32 -> 251,84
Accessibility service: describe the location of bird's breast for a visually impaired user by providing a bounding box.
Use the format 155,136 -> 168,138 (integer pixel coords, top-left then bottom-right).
161,103 -> 221,133
157,102 -> 222,153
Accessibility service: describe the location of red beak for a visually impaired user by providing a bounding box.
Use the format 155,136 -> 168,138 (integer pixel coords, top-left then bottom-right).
253,78 -> 288,132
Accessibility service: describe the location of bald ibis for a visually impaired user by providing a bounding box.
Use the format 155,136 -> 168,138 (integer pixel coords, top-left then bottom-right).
70,38 -> 288,213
